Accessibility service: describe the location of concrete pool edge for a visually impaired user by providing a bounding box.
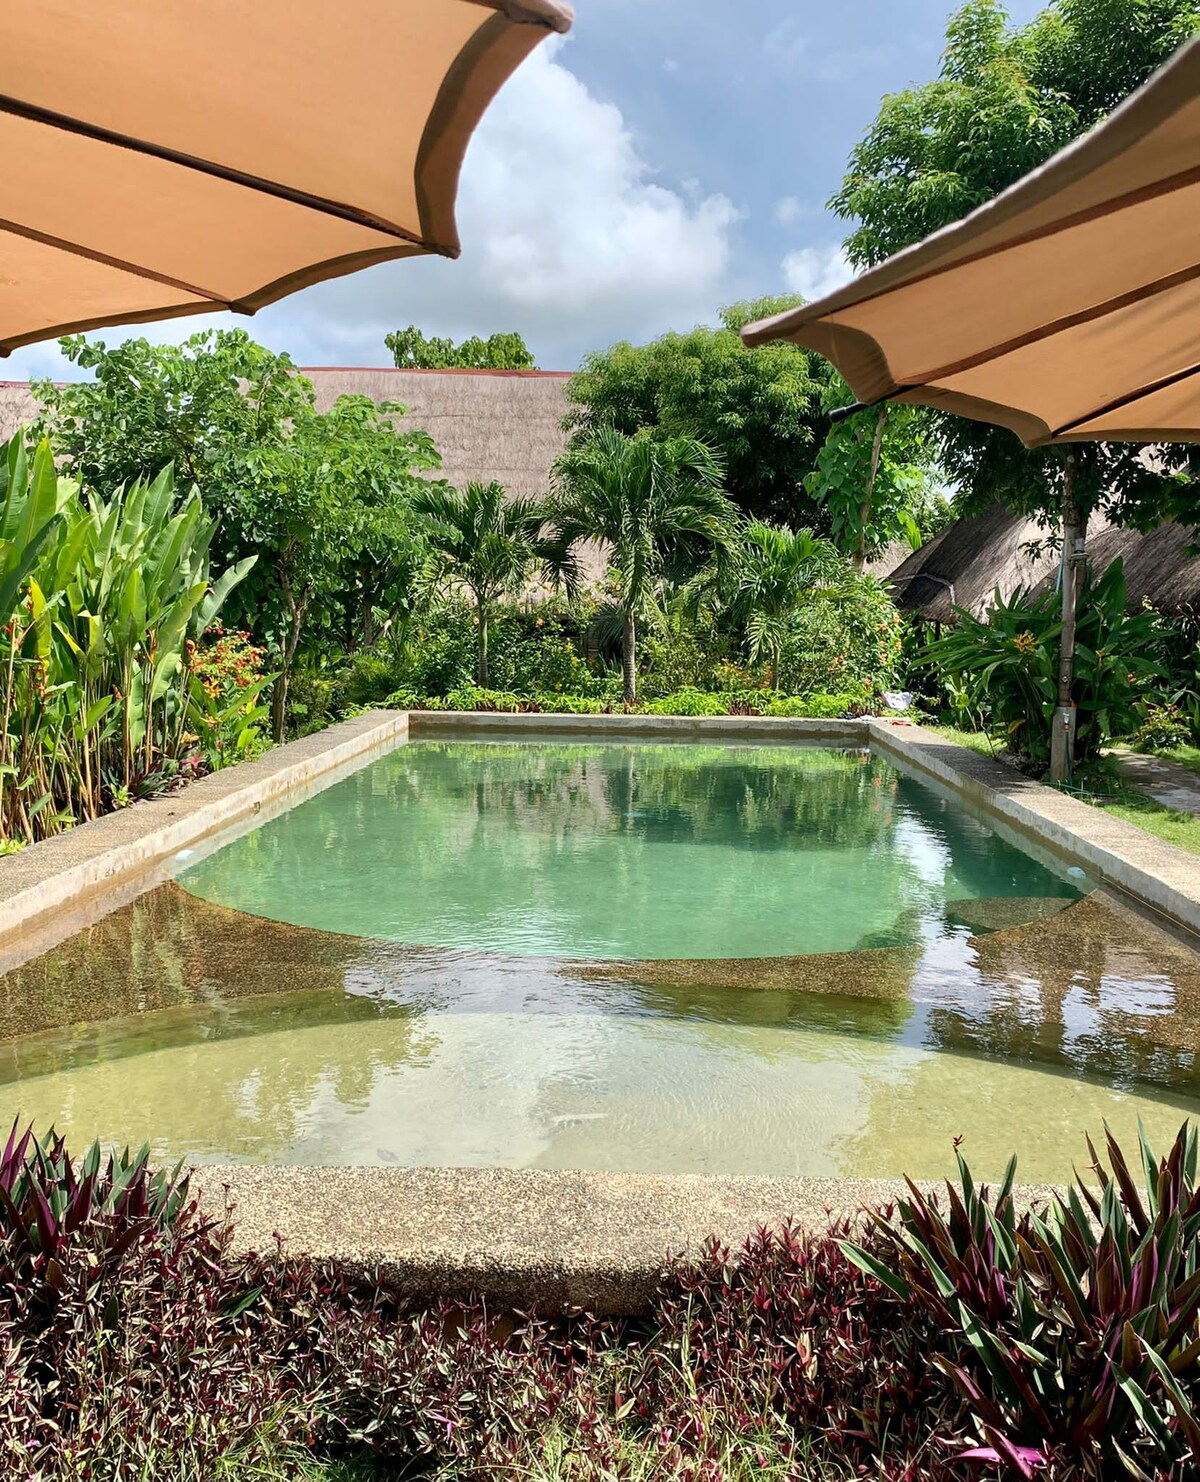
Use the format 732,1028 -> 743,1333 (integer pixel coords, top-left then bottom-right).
4,706 -> 1199,951
0,710 -> 408,952
201,1164 -> 1060,1315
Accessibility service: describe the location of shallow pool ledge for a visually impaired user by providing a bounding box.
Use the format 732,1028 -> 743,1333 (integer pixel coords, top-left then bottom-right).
0,710 -> 407,952
869,720 -> 1200,938
202,1165 -> 1059,1315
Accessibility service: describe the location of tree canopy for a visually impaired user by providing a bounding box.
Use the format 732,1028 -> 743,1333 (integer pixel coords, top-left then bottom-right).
830,0 -> 1200,529
563,298 -> 840,528
552,429 -> 738,702
33,331 -> 439,736
384,326 -> 537,371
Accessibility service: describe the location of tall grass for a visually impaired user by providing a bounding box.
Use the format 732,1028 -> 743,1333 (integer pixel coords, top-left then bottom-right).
0,437 -> 254,845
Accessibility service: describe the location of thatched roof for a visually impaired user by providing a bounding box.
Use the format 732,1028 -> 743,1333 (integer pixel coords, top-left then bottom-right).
0,382 -> 39,445
888,504 -> 1058,623
304,367 -> 571,499
2,368 -> 574,499
890,502 -> 1200,621
1036,519 -> 1200,616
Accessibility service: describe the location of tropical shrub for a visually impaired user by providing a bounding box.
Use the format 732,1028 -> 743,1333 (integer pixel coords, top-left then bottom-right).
551,428 -> 738,703
927,561 -> 1165,766
386,686 -> 875,720
0,439 -> 253,844
0,1124 -> 298,1480
843,1123 -> 1200,1478
778,574 -> 904,697
642,686 -> 728,717
1131,703 -> 1193,754
187,625 -> 272,770
413,479 -> 573,687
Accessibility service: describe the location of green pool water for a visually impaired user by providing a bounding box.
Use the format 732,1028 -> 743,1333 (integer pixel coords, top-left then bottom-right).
3,735 -> 1199,1183
175,740 -> 1084,959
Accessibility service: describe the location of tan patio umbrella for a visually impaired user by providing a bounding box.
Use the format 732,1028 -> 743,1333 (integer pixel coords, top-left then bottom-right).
0,0 -> 571,357
742,36 -> 1200,782
741,35 -> 1200,445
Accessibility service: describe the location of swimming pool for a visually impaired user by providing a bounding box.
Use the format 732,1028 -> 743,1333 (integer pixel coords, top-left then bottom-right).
2,735 -> 1197,1181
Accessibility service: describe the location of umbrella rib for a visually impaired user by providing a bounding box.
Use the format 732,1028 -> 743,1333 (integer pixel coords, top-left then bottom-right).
811,161 -> 1200,324
1052,359 -> 1200,437
0,216 -> 240,313
0,92 -> 444,254
906,258 -> 1200,386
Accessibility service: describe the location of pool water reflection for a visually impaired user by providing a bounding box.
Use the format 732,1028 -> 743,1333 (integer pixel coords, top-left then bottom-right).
0,739 -> 1196,1182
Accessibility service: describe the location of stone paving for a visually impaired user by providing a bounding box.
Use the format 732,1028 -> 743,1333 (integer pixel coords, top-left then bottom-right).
1111,747 -> 1200,818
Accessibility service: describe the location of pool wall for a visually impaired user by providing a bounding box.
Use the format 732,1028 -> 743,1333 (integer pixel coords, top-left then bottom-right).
868,721 -> 1200,939
0,710 -> 409,963
4,706 -> 1199,958
201,1164 -> 1059,1314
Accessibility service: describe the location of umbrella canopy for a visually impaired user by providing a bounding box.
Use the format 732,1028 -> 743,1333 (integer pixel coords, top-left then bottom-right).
0,0 -> 571,357
741,37 -> 1200,447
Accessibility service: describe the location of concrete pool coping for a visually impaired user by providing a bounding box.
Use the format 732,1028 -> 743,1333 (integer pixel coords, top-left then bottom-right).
4,707 -> 1199,1313
200,1164 -> 1061,1314
5,707 -> 1198,948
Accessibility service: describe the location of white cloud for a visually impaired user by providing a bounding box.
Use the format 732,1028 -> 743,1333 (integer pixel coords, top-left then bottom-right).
663,56 -> 680,73
762,18 -> 900,84
781,244 -> 854,303
4,43 -> 742,378
775,196 -> 821,226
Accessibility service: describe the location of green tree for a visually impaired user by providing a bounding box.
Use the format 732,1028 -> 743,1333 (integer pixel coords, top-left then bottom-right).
231,396 -> 435,739
32,334 -> 438,739
804,378 -> 941,570
551,429 -> 737,703
831,0 -> 1200,770
709,523 -> 847,688
564,298 -> 837,527
384,326 -> 536,370
413,480 -> 573,687
32,330 -> 312,503
830,0 -> 1200,533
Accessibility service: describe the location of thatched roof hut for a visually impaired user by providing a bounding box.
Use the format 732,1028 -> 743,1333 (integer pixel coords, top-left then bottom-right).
887,505 -> 1058,623
890,501 -> 1200,622
303,367 -> 571,498
2,368 -> 573,498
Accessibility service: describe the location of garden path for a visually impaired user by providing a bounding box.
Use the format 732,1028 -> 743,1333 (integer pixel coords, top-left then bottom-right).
1110,749 -> 1200,818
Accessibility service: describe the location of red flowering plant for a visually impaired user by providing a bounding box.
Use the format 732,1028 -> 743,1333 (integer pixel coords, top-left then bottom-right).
184,624 -> 274,771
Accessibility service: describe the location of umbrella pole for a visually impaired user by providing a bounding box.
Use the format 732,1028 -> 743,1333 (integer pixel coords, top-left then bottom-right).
1049,446 -> 1083,784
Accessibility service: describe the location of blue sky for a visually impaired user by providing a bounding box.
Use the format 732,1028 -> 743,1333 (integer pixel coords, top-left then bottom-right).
5,0 -> 1046,381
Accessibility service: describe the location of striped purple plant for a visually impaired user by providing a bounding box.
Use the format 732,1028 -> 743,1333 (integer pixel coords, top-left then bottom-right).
843,1124 -> 1200,1478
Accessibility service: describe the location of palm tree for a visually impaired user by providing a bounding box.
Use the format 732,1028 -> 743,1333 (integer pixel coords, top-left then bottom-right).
552,429 -> 736,704
716,522 -> 846,688
413,480 -> 573,687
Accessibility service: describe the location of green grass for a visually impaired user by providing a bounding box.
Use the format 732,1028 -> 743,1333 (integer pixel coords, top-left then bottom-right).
1061,757 -> 1200,856
929,729 -> 1200,855
928,724 -> 1008,759
1091,794 -> 1200,856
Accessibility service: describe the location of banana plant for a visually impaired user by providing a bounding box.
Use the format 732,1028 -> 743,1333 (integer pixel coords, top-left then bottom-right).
0,439 -> 255,844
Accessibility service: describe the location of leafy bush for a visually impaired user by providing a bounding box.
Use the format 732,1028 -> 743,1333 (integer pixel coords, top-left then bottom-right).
843,1123 -> 1200,1478
778,576 -> 904,697
642,686 -> 728,716
386,687 -> 877,720
8,1120 -> 1200,1480
927,561 -> 1166,766
187,625 -> 272,769
1131,703 -> 1193,754
0,441 -> 254,844
343,651 -> 398,707
0,1124 -> 298,1479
